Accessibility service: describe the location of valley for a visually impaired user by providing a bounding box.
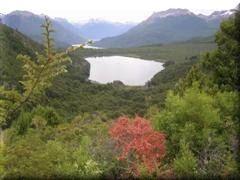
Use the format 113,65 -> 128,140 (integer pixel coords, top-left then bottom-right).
0,3 -> 239,178
41,37 -> 216,119
1,22 -> 215,120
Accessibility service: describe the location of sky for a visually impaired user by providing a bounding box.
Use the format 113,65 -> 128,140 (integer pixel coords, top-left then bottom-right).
1,0 -> 239,23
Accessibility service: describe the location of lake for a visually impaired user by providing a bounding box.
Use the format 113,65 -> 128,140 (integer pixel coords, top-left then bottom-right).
85,56 -> 164,86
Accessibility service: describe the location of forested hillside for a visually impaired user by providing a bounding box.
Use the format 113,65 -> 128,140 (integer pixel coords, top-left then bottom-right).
0,6 -> 239,179
85,36 -> 215,62
96,9 -> 230,48
0,24 -> 42,86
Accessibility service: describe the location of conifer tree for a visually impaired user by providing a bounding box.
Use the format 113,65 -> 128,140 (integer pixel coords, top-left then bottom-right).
0,16 -> 77,127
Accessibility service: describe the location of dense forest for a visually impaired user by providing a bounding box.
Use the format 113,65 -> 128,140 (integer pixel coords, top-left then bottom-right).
0,6 -> 239,179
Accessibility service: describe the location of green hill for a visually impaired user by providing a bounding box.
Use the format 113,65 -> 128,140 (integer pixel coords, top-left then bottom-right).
0,23 -> 42,86
78,36 -> 216,62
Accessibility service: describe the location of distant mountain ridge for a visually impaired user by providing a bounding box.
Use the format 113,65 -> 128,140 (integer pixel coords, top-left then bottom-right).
1,11 -> 85,47
0,9 -> 233,48
75,19 -> 136,40
1,10 -> 136,46
96,8 -> 233,48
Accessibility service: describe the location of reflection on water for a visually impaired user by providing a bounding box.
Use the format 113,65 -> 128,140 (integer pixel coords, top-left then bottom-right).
85,56 -> 164,86
72,44 -> 103,49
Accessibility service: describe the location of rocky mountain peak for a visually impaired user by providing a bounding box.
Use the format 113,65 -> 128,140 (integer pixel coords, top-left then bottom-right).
150,8 -> 194,19
7,10 -> 36,17
207,10 -> 233,20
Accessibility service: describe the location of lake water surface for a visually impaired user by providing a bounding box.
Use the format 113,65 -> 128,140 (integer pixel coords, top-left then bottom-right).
72,44 -> 103,49
85,56 -> 164,86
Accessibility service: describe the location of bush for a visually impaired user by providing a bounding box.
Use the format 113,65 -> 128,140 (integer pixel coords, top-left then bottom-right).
31,105 -> 62,126
154,85 -> 238,176
14,111 -> 32,134
173,141 -> 198,176
109,116 -> 166,176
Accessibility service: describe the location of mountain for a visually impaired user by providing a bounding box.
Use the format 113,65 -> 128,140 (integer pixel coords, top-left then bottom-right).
198,10 -> 233,21
54,17 -> 83,39
75,19 -> 136,40
0,23 -> 42,86
2,11 -> 85,47
96,9 -> 231,48
203,10 -> 233,28
0,13 -> 3,23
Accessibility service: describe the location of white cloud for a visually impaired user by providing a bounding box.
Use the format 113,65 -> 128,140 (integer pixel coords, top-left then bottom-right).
0,0 -> 239,22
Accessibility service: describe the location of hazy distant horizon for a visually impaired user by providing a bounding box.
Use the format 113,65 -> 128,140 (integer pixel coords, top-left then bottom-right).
1,0 -> 239,23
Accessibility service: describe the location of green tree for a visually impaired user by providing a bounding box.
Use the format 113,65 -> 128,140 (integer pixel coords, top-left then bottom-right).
0,16 -> 82,178
175,6 -> 240,94
154,85 -> 238,176
174,7 -> 240,174
0,16 -> 74,127
205,6 -> 239,90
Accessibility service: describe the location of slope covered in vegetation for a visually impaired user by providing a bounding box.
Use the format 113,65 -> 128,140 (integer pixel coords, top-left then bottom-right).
0,24 -> 42,86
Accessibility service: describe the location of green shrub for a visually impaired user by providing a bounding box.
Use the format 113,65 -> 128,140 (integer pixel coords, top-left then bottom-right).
14,111 -> 32,134
154,85 -> 238,176
173,141 -> 198,176
31,105 -> 62,126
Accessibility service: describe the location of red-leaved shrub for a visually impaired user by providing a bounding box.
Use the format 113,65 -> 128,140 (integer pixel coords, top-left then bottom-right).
109,116 -> 166,175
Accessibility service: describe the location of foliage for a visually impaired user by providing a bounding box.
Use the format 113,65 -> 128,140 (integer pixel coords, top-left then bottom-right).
202,14 -> 240,90
75,37 -> 216,62
42,56 -> 198,120
13,105 -> 61,135
0,24 -> 42,87
69,113 -> 118,177
3,131 -> 52,178
109,116 -> 166,176
0,16 -> 73,127
173,141 -> 198,176
154,85 -> 238,176
71,136 -> 102,176
174,64 -> 210,95
175,7 -> 240,92
1,20 -> 212,121
0,138 -> 5,179
2,115 -> 104,178
14,111 -> 32,134
169,9 -> 240,177
31,105 -> 62,126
